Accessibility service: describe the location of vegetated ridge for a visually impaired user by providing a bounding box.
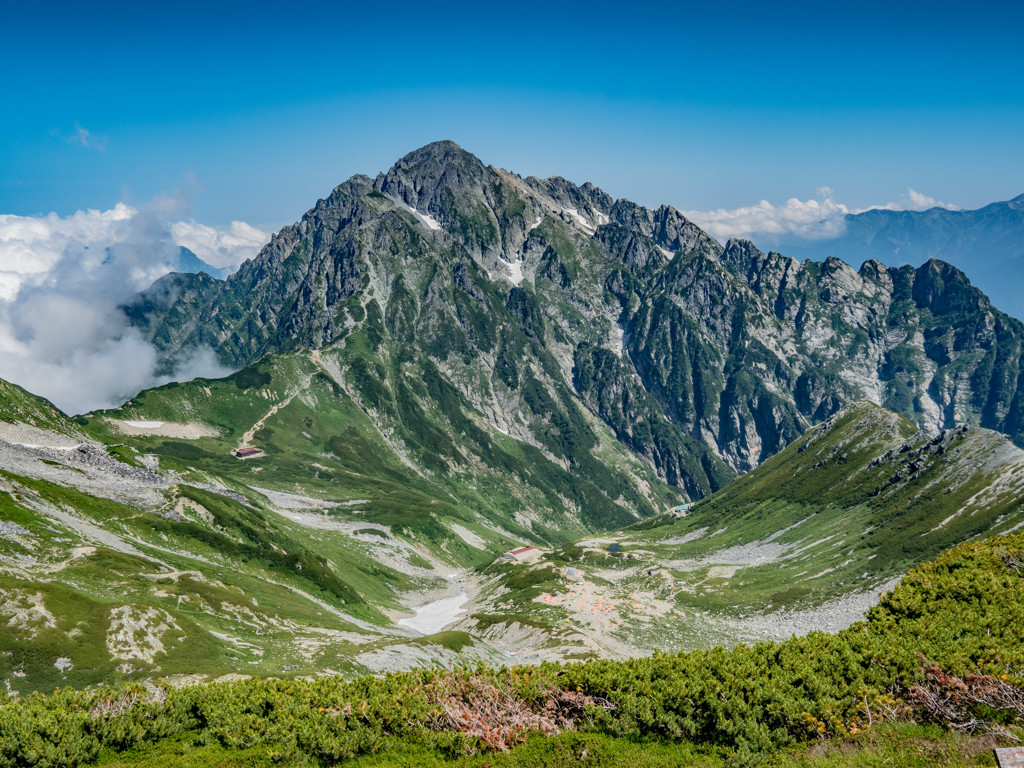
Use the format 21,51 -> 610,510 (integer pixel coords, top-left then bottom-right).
468,400 -> 1024,660
1,354 -> 684,694
3,360 -> 1022,695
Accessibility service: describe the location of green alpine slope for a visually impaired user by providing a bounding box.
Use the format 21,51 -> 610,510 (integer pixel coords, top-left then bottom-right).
471,401 -> 1024,658
0,332 -> 685,694
84,342 -> 685,544
5,373 -> 1023,694
0,378 -> 82,436
2,526 -> 1022,768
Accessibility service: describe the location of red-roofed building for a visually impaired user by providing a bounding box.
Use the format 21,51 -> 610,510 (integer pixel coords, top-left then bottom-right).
235,447 -> 264,459
501,545 -> 541,563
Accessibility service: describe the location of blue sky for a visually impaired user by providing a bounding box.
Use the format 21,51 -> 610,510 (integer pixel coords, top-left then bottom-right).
3,0 -> 1023,228
2,0 -> 1023,412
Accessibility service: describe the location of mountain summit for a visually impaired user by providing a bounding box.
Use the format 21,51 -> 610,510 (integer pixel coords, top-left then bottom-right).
127,142 -> 1024,484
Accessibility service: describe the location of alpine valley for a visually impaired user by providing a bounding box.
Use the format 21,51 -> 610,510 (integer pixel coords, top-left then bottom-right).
2,141 -> 1024,698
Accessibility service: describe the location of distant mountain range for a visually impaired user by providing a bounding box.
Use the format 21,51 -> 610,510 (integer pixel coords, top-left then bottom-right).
172,245 -> 229,279
773,194 -> 1024,319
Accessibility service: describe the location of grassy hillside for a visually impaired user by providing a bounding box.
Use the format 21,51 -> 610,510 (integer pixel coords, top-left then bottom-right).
83,343 -> 683,550
470,401 -> 1024,657
1,336 -> 687,694
0,466 -> 434,692
6,390 -> 1023,693
2,528 -> 1021,768
626,401 -> 1024,606
0,378 -> 82,435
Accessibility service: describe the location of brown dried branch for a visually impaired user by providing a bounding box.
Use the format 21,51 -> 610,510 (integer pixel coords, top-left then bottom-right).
1002,552 -> 1024,578
907,665 -> 1024,740
89,691 -> 140,718
418,671 -> 613,752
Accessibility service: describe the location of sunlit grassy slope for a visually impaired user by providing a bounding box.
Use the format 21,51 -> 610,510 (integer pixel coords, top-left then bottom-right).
1,333 -> 684,693
4,528 -> 1022,768
473,401 -> 1024,655
84,340 -> 683,549
0,378 -> 82,435
4,372 -> 1023,694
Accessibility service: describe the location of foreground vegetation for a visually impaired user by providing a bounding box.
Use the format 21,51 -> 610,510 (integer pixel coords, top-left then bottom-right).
89,724 -> 1002,768
3,531 -> 1022,768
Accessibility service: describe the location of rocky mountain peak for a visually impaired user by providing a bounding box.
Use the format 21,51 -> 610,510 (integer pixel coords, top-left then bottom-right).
857,258 -> 888,278
911,258 -> 989,315
375,139 -> 488,214
721,238 -> 765,269
607,200 -> 718,258
524,175 -> 614,221
393,139 -> 473,166
125,143 -> 1024,484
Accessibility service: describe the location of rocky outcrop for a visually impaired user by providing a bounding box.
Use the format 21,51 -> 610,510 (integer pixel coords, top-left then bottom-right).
126,141 -> 1024,486
775,193 -> 1024,320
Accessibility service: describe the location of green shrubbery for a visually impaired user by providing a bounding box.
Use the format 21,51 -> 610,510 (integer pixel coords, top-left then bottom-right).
3,533 -> 1022,768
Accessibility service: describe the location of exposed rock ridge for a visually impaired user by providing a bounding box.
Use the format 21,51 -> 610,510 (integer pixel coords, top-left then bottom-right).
125,141 -> 1024,485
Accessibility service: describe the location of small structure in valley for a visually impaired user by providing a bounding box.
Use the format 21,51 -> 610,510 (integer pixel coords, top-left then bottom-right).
563,566 -> 582,581
671,504 -> 691,517
235,447 -> 264,459
501,546 -> 541,563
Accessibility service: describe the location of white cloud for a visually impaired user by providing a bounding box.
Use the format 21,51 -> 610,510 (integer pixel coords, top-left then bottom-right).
170,219 -> 269,269
683,189 -> 853,241
0,205 -> 134,295
60,122 -> 108,151
0,201 -> 265,414
866,189 -> 960,213
683,188 -> 959,243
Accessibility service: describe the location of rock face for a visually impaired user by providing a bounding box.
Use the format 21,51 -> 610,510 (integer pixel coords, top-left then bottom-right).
775,193 -> 1024,320
126,141 -> 1024,484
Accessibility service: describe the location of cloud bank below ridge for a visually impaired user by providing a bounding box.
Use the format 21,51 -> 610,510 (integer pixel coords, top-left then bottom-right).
683,188 -> 959,243
0,201 -> 269,414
